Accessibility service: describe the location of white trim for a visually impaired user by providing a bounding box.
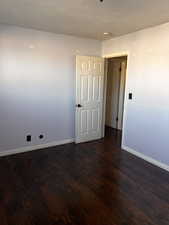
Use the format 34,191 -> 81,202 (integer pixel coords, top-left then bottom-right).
122,145 -> 169,172
103,52 -> 129,59
102,58 -> 108,137
0,138 -> 74,157
121,52 -> 130,149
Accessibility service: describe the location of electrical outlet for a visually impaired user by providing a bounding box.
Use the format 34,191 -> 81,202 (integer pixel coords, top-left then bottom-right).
39,134 -> 44,139
26,135 -> 31,142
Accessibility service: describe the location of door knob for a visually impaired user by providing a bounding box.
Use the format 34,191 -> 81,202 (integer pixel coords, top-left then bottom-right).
76,104 -> 82,108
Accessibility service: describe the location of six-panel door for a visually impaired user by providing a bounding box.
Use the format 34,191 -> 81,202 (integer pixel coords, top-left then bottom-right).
75,56 -> 104,143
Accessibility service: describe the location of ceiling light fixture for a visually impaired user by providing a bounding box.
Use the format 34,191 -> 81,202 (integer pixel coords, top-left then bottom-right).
103,32 -> 113,40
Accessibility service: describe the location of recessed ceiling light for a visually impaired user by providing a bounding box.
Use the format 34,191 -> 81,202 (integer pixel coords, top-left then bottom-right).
103,32 -> 113,36
104,32 -> 113,36
103,32 -> 113,40
104,32 -> 109,35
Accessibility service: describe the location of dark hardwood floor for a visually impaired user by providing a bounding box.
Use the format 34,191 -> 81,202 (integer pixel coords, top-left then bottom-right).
0,127 -> 169,225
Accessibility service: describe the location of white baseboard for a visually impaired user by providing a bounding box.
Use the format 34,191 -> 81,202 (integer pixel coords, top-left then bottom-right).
0,138 -> 74,157
122,145 -> 169,173
1,140 -> 168,173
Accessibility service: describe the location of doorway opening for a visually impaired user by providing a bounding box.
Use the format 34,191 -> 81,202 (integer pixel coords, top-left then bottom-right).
104,56 -> 127,143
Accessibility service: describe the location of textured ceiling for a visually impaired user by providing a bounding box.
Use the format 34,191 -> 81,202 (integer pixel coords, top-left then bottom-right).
1,0 -> 169,40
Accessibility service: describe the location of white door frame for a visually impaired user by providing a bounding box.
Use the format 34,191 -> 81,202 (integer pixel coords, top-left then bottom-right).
102,51 -> 130,149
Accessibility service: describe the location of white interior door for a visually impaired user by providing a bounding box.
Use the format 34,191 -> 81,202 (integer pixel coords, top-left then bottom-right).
75,56 -> 104,143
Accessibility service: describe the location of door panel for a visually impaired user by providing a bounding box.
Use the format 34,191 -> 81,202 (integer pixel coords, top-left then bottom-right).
81,76 -> 88,101
92,109 -> 99,130
76,56 -> 104,143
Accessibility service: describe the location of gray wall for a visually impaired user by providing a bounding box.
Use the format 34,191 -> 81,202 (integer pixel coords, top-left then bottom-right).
0,25 -> 101,152
103,22 -> 169,165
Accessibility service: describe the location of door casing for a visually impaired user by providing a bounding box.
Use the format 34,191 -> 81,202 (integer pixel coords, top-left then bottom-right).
102,52 -> 130,149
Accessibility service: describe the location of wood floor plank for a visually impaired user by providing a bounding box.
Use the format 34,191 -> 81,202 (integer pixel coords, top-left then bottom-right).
0,127 -> 169,225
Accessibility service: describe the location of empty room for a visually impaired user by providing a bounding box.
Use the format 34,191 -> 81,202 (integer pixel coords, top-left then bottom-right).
0,0 -> 169,225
